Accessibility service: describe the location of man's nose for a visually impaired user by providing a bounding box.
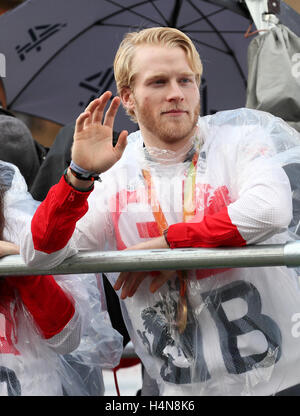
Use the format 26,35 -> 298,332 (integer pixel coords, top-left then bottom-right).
166,81 -> 184,102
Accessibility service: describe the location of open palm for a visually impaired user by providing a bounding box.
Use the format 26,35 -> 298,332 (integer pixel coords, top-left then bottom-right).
72,91 -> 128,173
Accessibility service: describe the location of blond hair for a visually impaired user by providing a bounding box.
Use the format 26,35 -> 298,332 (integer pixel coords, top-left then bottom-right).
114,27 -> 203,120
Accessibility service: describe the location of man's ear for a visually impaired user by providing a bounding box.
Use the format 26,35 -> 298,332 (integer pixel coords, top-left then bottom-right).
120,87 -> 135,112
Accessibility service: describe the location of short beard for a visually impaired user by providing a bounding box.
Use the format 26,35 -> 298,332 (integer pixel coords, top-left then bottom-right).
135,99 -> 201,146
158,101 -> 200,143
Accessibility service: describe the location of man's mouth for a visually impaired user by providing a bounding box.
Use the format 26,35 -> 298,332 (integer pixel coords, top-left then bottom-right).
161,109 -> 187,115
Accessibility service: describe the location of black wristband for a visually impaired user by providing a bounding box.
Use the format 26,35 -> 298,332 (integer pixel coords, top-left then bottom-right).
64,168 -> 94,192
69,166 -> 100,182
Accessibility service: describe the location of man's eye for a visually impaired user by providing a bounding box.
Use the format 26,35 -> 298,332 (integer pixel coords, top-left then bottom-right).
180,78 -> 191,83
153,79 -> 165,84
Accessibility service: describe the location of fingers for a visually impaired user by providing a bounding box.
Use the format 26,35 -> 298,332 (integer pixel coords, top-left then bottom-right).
75,111 -> 91,134
125,272 -> 147,298
84,92 -> 111,114
114,271 -> 147,299
120,272 -> 147,299
149,270 -> 176,293
85,95 -> 106,113
92,92 -> 113,123
114,270 -> 175,299
77,92 -> 112,129
85,97 -> 103,127
76,91 -> 120,133
103,96 -> 121,128
113,271 -> 129,291
114,130 -> 128,159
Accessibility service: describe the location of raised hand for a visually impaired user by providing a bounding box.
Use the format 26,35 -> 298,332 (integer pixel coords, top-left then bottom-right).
72,91 -> 128,174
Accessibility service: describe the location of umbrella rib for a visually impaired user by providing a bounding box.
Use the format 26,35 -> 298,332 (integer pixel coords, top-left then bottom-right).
149,0 -> 170,26
187,30 -> 246,33
188,36 -> 230,55
101,0 -> 164,27
186,0 -> 247,85
95,25 -> 245,35
186,0 -> 234,51
95,23 -> 155,29
168,0 -> 183,27
179,7 -> 226,30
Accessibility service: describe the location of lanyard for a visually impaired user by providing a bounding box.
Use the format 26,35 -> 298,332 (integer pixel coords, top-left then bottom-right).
142,148 -> 199,332
142,150 -> 199,230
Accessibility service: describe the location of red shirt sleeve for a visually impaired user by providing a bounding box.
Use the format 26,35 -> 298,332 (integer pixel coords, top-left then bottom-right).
8,274 -> 75,339
31,175 -> 93,254
167,206 -> 246,248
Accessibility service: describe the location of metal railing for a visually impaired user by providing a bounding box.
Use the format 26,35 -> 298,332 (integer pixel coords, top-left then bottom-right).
1,242 -> 299,367
0,240 -> 300,276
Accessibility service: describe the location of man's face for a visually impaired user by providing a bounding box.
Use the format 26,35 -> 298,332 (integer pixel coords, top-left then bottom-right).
122,45 -> 200,148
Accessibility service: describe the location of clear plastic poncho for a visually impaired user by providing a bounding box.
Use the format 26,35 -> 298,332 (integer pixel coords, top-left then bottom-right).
0,161 -> 123,396
67,108 -> 300,396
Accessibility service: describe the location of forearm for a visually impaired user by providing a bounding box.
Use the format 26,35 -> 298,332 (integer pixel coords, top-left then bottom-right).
167,206 -> 246,248
167,177 -> 292,249
0,241 -> 19,257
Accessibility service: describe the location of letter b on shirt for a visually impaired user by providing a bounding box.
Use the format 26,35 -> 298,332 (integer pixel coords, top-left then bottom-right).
202,280 -> 282,374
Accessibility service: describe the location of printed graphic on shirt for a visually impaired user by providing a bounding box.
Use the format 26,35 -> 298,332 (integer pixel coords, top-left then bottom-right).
137,281 -> 210,385
137,280 -> 281,385
201,280 -> 281,375
110,182 -> 232,250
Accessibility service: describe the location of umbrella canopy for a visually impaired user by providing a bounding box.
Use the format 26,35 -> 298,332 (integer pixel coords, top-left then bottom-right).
0,0 -> 254,132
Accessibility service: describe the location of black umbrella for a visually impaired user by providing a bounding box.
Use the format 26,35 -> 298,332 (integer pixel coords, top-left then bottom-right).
0,0 -> 255,133
0,0 -> 298,133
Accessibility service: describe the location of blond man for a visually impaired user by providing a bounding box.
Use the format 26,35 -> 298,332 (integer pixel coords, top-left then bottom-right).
21,27 -> 300,396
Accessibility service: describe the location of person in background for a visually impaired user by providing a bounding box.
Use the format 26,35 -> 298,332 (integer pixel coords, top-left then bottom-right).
0,79 -> 124,396
0,77 -> 47,190
0,160 -> 81,395
0,160 -> 123,395
21,27 -> 300,396
0,107 -> 47,190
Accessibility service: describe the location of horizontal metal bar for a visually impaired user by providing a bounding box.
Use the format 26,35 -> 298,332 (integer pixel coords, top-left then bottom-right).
0,241 -> 299,276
